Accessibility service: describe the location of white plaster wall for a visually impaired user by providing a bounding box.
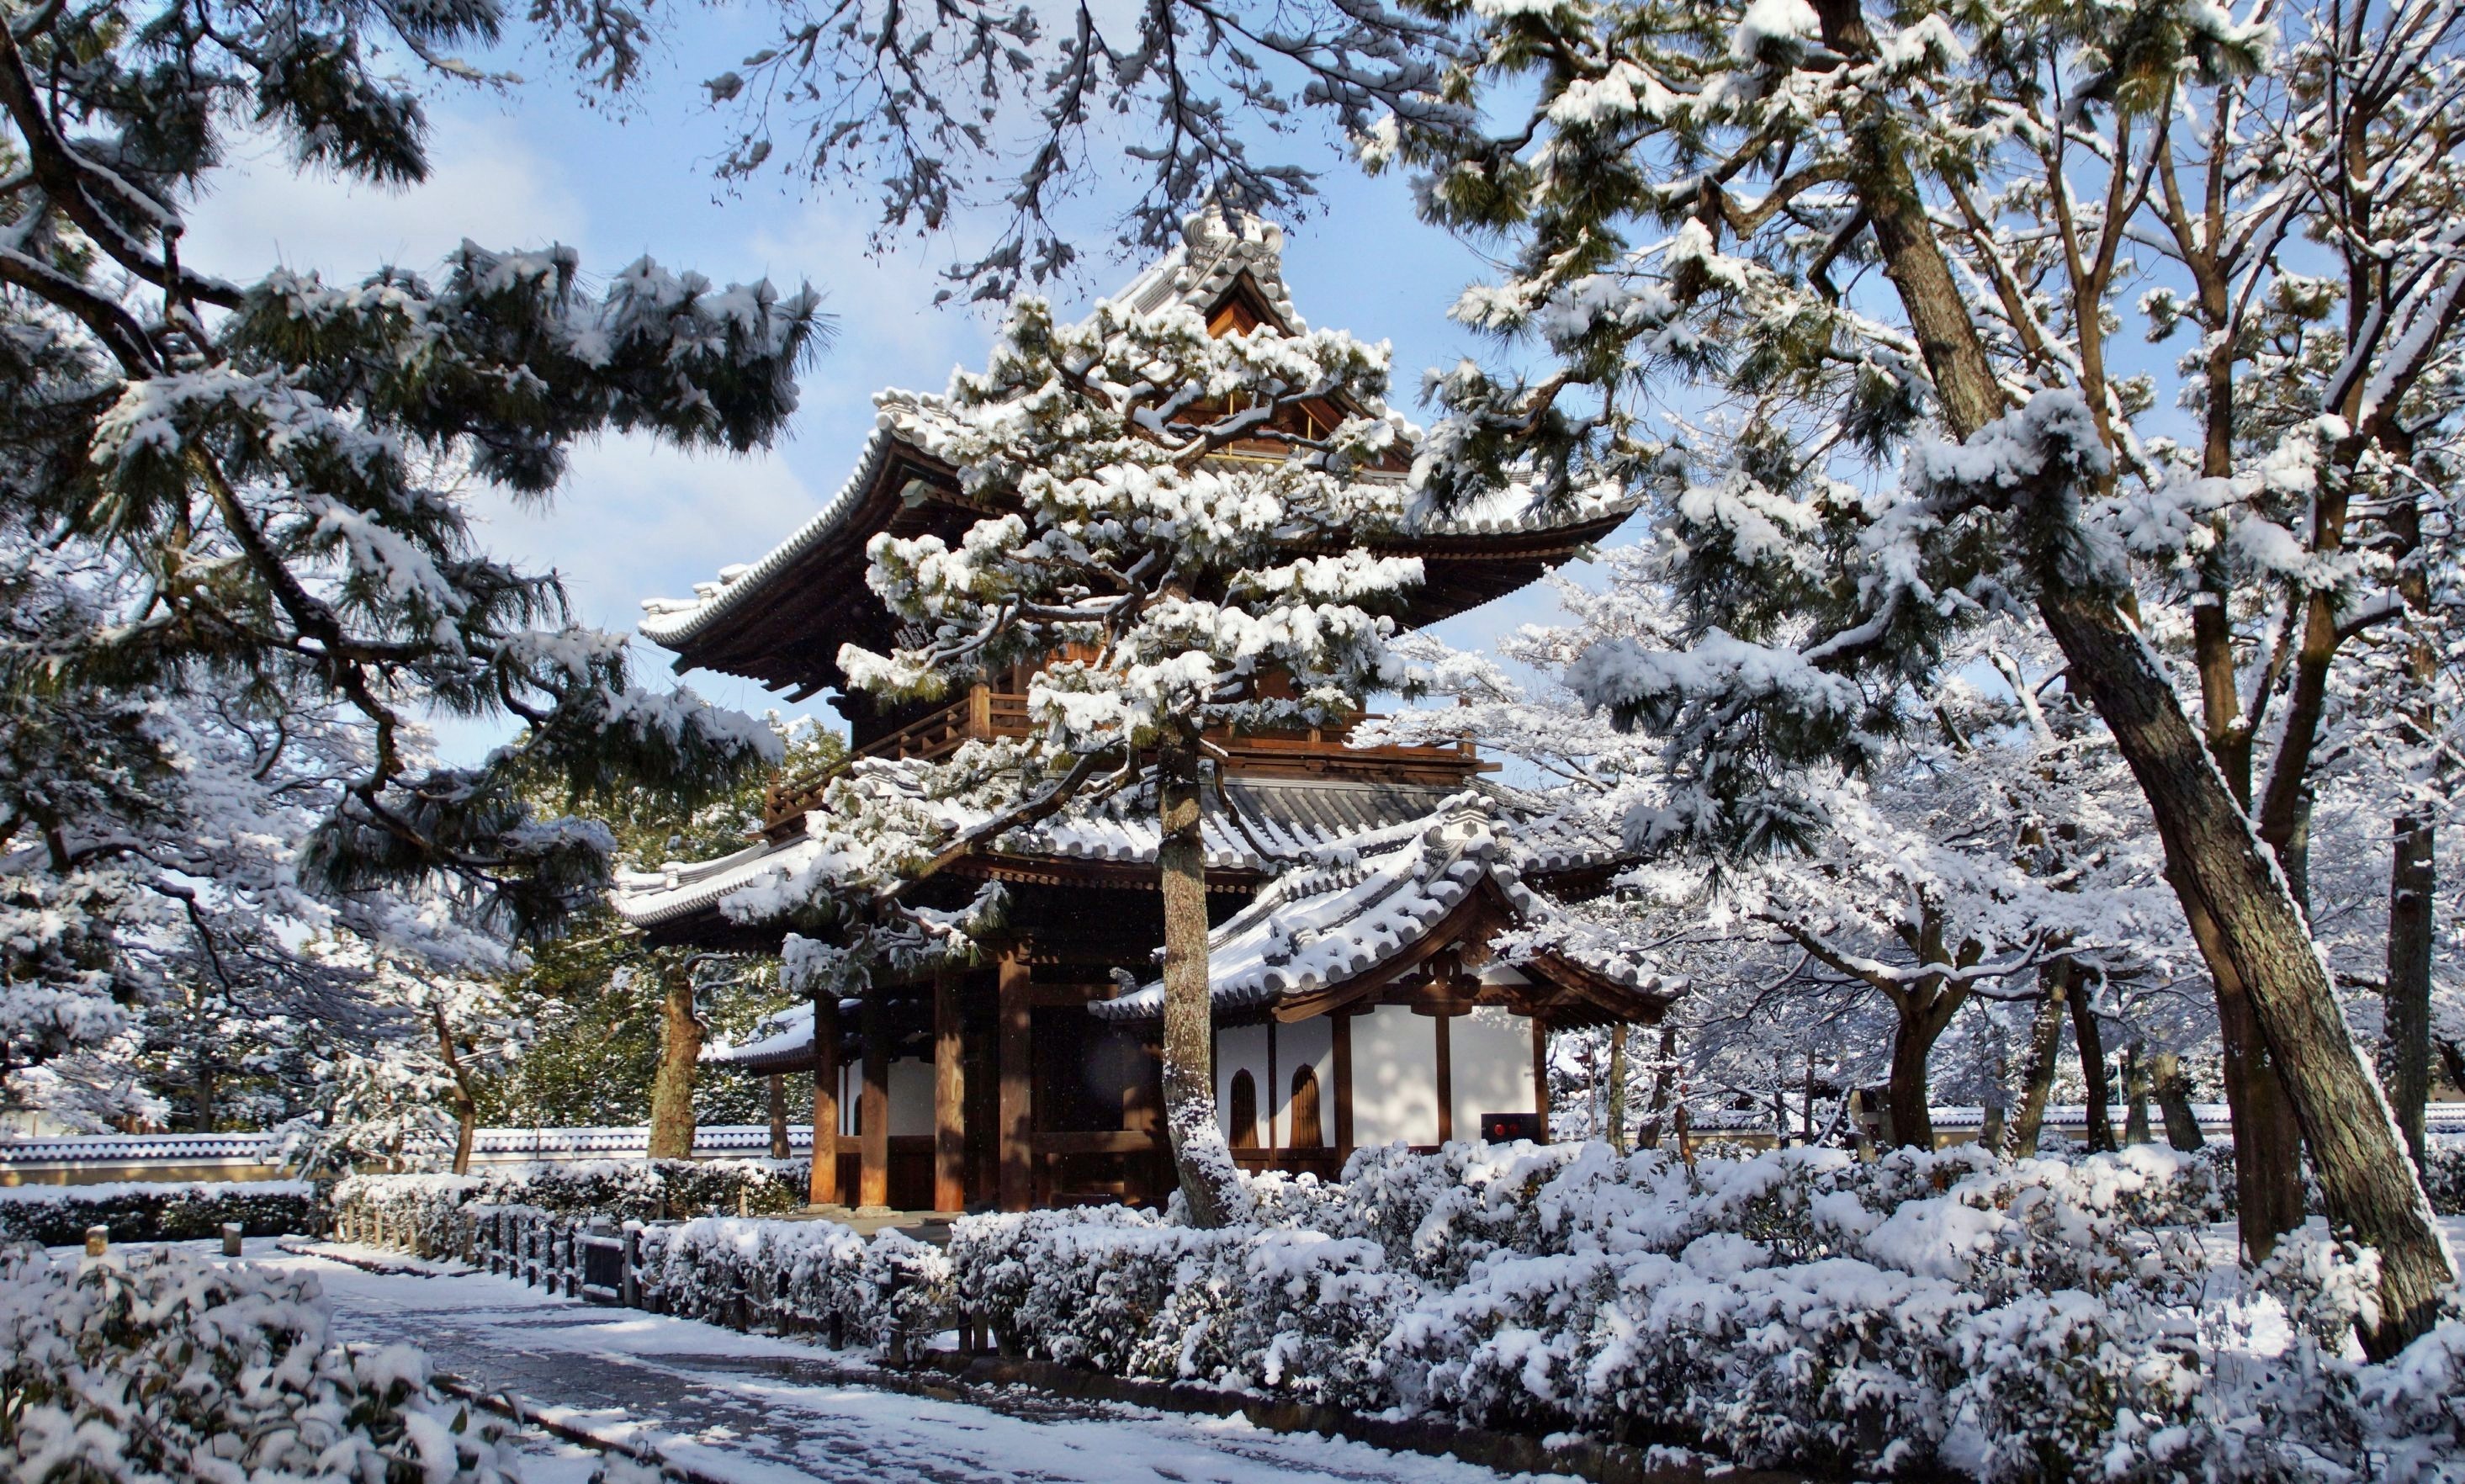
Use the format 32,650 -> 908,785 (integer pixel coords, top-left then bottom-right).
1351,1005 -> 1439,1147
888,1058 -> 934,1137
1274,1015 -> 1334,1147
1215,1023 -> 1270,1147
837,1058 -> 936,1137
1450,1005 -> 1536,1137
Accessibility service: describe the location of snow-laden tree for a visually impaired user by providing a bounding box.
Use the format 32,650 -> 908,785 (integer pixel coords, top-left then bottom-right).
1344,0 -> 2461,1351
0,0 -> 827,1128
778,260 -> 1420,1223
1372,554 -> 2193,1150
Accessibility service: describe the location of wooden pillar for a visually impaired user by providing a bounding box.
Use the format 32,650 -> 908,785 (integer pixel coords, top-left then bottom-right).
1434,1009 -> 1454,1144
808,994 -> 840,1206
1332,1012 -> 1354,1158
998,954 -> 1033,1212
1531,1016 -> 1551,1142
859,994 -> 890,1210
766,1073 -> 790,1158
1266,1017 -> 1280,1152
1123,1034 -> 1158,1207
934,970 -> 965,1214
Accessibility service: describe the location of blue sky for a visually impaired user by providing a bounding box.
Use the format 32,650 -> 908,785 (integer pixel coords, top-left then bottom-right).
181,40 -> 1630,763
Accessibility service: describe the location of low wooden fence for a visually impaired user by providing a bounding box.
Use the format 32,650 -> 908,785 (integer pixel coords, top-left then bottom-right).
330,1191 -> 945,1358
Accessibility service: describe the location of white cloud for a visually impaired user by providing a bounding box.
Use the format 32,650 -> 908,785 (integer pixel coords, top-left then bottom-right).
477,433 -> 821,636
180,112 -> 588,282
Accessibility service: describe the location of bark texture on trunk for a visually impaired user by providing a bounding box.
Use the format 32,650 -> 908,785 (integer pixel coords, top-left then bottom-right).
2192,886 -> 2307,1253
1157,739 -> 1248,1227
647,961 -> 704,1162
1886,1010 -> 1946,1150
767,1073 -> 790,1159
433,1004 -> 479,1176
2123,1042 -> 2153,1146
2038,586 -> 2450,1353
1608,1025 -> 1629,1154
2071,985 -> 2117,1153
2153,1052 -> 2205,1152
1780,20 -> 2451,1340
2008,962 -> 2071,1157
2387,814 -> 2435,1173
1639,1026 -> 1676,1149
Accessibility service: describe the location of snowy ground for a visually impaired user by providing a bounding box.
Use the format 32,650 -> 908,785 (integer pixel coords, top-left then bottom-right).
162,1240 -> 1577,1484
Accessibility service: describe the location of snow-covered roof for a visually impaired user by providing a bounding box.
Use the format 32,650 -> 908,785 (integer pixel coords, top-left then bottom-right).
634,207 -> 1646,660
704,1000 -> 820,1068
1091,792 -> 1646,1023
638,424 -> 902,649
609,775 -> 1623,930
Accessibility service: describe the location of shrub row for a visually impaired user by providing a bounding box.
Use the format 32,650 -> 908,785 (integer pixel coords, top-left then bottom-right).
0,1243 -> 520,1484
331,1158 -> 803,1257
0,1179 -> 320,1246
339,1141 -> 2465,1482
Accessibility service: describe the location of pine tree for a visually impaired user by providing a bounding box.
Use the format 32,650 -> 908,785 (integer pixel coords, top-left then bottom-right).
0,0 -> 825,1126
798,240 -> 1419,1223
1353,0 -> 2461,1353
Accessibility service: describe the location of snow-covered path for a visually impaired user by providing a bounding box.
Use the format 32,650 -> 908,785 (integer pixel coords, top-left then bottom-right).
235,1243 -> 1556,1484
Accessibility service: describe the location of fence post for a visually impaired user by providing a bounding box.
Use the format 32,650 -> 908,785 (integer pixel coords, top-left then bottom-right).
621,1222 -> 641,1308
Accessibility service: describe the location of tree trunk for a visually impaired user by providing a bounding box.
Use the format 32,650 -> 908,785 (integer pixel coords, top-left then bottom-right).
1157,737 -> 1248,1227
453,1100 -> 477,1176
1802,0 -> 2449,1347
1638,1026 -> 1676,1149
2387,815 -> 2435,1174
647,959 -> 704,1162
432,1004 -> 479,1176
2008,962 -> 2071,1157
2070,986 -> 2117,1153
2037,586 -> 2449,1354
2123,1041 -> 2153,1146
1885,994 -> 1955,1150
767,1073 -> 791,1159
1607,1024 -> 1630,1154
2194,889 -> 2308,1255
2152,1052 -> 2205,1152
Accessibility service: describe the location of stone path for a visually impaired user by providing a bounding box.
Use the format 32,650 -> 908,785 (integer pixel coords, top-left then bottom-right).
242,1243 -> 1555,1484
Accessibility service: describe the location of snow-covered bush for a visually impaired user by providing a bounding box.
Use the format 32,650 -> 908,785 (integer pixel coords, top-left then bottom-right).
331,1173 -> 485,1256
0,1243 -> 518,1484
651,1216 -> 951,1349
971,1207 -> 1217,1371
1149,1227 -> 1410,1407
334,1158 -> 803,1256
494,1159 -> 804,1220
0,1179 -> 320,1247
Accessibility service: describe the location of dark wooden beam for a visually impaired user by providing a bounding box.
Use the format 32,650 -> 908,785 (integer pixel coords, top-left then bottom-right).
808,992 -> 840,1206
860,994 -> 890,1209
998,953 -> 1033,1212
1532,1017 -> 1551,1143
934,969 -> 965,1214
1434,1010 -> 1454,1144
1332,1012 -> 1354,1158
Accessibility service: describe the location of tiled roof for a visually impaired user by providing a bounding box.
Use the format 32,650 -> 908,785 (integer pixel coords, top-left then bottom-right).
1090,792 -> 1632,1023
609,776 -> 1623,930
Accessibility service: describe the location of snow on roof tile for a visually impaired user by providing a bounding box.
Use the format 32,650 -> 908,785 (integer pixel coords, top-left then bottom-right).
608,776 -> 1624,931
1090,792 -> 1594,1024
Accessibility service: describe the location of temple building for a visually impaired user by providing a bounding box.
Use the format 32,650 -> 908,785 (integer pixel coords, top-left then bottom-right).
612,209 -> 1668,1214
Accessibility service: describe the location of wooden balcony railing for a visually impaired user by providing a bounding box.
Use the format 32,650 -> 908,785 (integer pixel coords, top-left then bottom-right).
759,686 -> 1483,839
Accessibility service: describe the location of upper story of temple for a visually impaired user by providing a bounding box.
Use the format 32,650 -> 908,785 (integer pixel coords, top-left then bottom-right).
633,208 -> 1643,842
